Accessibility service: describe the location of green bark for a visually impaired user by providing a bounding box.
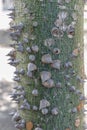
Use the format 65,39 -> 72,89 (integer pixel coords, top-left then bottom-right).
10,0 -> 84,130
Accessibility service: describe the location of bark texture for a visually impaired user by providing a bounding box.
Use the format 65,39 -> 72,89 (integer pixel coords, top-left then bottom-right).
9,0 -> 84,130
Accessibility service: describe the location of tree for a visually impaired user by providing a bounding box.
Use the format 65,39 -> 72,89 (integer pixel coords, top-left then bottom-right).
9,0 -> 84,130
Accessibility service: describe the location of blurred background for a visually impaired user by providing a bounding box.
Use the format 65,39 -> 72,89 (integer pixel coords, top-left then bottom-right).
0,0 -> 16,130
1,0 -> 13,10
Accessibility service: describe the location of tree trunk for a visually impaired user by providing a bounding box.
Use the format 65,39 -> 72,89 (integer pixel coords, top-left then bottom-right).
9,0 -> 84,130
